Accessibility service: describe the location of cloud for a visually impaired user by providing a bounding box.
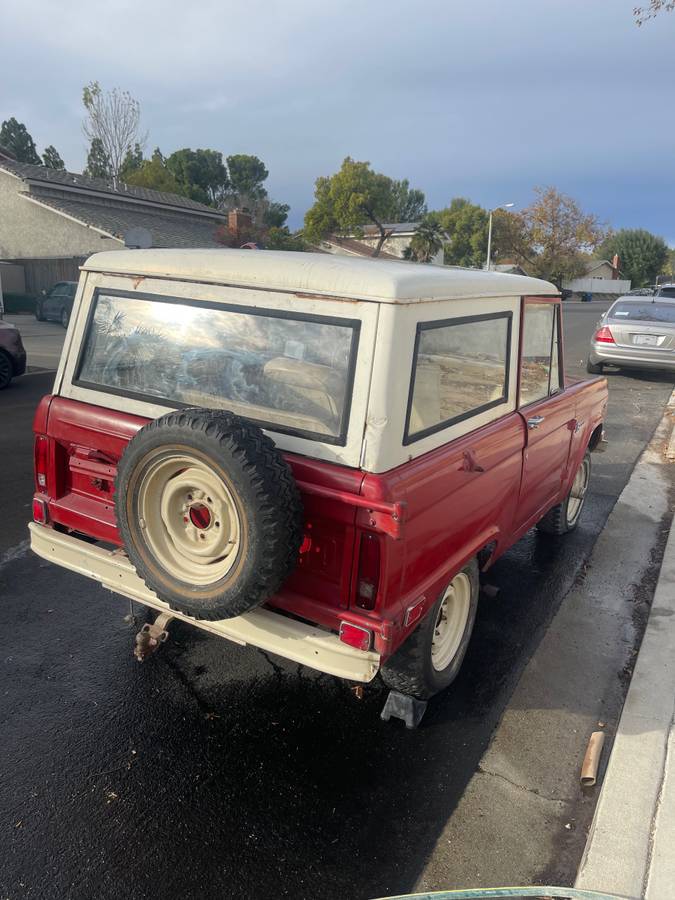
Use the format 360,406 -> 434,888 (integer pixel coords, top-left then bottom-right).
1,0 -> 674,235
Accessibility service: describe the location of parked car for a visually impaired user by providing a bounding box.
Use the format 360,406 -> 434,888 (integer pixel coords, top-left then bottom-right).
0,320 -> 27,389
29,250 -> 608,706
627,287 -> 655,296
656,282 -> 675,299
587,295 -> 675,374
35,281 -> 78,327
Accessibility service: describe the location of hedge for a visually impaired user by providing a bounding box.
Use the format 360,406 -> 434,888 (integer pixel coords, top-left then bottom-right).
2,293 -> 38,314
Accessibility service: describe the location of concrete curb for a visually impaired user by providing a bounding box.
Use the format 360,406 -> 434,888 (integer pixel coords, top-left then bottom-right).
575,501 -> 675,898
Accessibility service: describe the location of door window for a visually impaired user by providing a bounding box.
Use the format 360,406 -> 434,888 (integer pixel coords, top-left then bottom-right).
520,304 -> 561,406
405,311 -> 512,443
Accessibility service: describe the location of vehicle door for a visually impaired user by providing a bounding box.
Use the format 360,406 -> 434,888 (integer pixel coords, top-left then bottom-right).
43,284 -> 65,320
514,298 -> 574,530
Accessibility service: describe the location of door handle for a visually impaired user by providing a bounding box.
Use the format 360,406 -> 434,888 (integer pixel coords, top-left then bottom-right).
527,415 -> 545,429
462,449 -> 485,472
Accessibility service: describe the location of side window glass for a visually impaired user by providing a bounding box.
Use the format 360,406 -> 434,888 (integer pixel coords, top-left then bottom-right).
405,312 -> 511,443
520,304 -> 559,405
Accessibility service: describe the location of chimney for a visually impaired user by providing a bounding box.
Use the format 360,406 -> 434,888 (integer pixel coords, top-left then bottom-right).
612,254 -> 620,279
228,207 -> 252,241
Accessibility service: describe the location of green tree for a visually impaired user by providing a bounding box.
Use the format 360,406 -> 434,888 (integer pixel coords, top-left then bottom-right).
0,117 -> 41,164
390,179 -> 427,222
166,148 -> 229,206
304,157 -> 409,257
225,154 -> 269,205
598,229 -> 669,288
265,226 -> 306,251
433,198 -> 489,267
42,145 -> 65,170
404,218 -> 445,263
262,201 -> 290,229
120,143 -> 144,179
124,148 -> 183,194
84,138 -> 111,179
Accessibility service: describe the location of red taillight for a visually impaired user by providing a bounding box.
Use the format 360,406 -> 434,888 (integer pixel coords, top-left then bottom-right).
355,532 -> 381,610
594,326 -> 615,344
32,497 -> 48,524
34,434 -> 50,491
339,622 -> 372,651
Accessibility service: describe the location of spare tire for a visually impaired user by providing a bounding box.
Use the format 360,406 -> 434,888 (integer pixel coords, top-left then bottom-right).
115,408 -> 303,620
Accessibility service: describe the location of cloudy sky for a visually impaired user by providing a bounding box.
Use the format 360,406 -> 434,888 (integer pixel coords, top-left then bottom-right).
2,0 -> 674,240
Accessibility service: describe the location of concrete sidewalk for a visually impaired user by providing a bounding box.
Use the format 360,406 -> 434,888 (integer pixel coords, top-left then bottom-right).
576,510 -> 675,898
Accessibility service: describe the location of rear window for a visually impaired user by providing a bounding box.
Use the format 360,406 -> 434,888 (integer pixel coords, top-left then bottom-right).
404,311 -> 512,444
610,301 -> 675,324
75,291 -> 360,445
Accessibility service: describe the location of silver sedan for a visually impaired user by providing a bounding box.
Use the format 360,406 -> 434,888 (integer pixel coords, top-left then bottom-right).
587,296 -> 675,374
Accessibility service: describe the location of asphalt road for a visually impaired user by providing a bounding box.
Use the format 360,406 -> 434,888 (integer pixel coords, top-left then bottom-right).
1,304 -> 674,900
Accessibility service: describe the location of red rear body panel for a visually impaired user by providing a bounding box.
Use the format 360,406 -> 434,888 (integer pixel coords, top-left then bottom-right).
33,368 -> 607,660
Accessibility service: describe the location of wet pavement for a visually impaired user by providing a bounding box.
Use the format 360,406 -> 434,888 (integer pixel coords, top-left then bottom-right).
1,303 -> 674,900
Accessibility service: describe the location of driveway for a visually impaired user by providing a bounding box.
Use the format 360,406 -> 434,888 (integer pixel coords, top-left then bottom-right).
6,314 -> 65,371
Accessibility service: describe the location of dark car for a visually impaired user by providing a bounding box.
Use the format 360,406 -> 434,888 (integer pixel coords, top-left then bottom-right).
0,321 -> 27,389
35,281 -> 77,327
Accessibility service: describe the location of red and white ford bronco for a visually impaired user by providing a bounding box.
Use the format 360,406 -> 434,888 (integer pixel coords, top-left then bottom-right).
30,250 -> 608,704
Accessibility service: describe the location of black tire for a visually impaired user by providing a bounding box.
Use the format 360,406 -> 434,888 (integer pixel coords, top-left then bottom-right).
0,351 -> 12,390
537,451 -> 591,536
115,408 -> 303,620
381,559 -> 479,700
586,358 -> 603,374
60,307 -> 69,328
35,303 -> 44,322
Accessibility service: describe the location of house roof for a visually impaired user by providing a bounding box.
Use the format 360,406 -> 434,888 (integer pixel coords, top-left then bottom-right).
0,158 -> 228,250
361,222 -> 419,236
82,248 -> 558,303
322,235 -> 400,260
29,194 -> 225,249
0,159 -> 222,216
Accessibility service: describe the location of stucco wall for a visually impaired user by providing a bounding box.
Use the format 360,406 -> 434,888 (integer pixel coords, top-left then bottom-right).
0,170 -> 122,259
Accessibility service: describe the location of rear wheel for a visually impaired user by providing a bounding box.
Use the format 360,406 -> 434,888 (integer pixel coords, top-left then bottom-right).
0,351 -> 12,389
381,560 -> 479,699
115,408 -> 303,620
586,358 -> 603,374
537,451 -> 591,535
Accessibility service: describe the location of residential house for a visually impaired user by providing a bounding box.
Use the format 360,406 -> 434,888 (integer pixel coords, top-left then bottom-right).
317,221 -> 445,265
563,257 -> 631,296
0,159 -> 228,293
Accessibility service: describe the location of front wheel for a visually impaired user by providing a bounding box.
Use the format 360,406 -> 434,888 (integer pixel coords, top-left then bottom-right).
381,560 -> 479,699
35,303 -> 44,322
537,451 -> 591,535
60,307 -> 69,328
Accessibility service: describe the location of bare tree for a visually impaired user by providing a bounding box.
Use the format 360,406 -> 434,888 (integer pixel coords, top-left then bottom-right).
82,81 -> 146,183
634,0 -> 675,24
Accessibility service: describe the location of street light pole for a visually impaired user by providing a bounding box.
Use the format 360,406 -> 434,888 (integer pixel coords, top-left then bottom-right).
485,202 -> 514,271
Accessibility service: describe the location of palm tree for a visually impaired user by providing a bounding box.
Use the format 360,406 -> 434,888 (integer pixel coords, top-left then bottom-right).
406,219 -> 445,263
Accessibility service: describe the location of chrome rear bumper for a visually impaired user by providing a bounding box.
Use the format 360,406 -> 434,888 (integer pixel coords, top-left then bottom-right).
29,523 -> 380,682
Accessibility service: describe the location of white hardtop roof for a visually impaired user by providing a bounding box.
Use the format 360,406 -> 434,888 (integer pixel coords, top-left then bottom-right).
83,248 -> 558,303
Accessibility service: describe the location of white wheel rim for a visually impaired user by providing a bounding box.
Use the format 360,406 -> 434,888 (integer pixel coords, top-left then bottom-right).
431,572 -> 472,672
567,457 -> 590,525
136,453 -> 242,586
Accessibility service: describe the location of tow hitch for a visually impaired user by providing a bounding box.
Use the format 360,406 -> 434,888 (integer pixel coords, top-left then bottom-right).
134,612 -> 174,662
